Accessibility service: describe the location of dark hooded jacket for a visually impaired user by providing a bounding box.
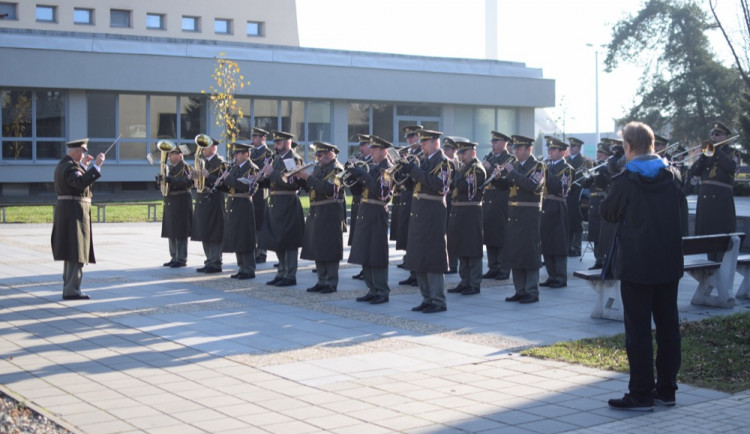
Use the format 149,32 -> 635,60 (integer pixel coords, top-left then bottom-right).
601,154 -> 685,284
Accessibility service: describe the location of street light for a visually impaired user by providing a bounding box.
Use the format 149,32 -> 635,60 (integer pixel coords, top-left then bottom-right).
586,43 -> 600,145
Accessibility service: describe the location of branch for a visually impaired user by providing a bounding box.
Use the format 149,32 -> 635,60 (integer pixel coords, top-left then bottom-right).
709,0 -> 750,88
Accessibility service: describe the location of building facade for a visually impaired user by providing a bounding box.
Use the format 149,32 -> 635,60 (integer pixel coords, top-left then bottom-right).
0,1 -> 554,199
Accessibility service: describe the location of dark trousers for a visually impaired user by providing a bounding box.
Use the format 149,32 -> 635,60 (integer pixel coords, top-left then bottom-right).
168,237 -> 188,264
620,280 -> 681,401
459,256 -> 483,289
486,245 -> 509,274
62,261 -> 83,297
543,254 -> 567,284
363,266 -> 389,297
236,252 -> 256,274
511,268 -> 539,298
276,249 -> 298,279
202,241 -> 222,268
315,260 -> 339,289
416,272 -> 445,308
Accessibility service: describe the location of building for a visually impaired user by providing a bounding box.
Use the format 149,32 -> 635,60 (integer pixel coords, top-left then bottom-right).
0,0 -> 554,200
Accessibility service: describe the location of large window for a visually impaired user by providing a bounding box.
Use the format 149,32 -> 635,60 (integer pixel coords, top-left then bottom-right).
451,106 -> 519,156
182,16 -> 199,32
36,5 -> 56,22
110,9 -> 130,28
146,13 -> 165,30
214,18 -> 232,34
347,103 -> 395,152
246,21 -> 263,37
1,89 -> 66,161
0,3 -> 17,20
73,8 -> 93,25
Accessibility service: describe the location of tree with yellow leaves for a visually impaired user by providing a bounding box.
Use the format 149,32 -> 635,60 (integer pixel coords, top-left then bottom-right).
202,53 -> 250,150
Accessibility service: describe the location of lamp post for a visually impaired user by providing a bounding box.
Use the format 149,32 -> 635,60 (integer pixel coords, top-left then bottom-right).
586,43 -> 600,145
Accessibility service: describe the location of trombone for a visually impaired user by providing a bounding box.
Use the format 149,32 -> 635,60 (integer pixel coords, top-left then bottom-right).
281,162 -> 316,183
671,134 -> 739,162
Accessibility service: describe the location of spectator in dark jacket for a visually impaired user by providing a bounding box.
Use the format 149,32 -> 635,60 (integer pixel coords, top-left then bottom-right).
601,121 -> 684,411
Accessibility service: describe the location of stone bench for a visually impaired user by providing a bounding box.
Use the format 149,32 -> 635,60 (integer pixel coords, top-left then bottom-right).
93,202 -> 159,223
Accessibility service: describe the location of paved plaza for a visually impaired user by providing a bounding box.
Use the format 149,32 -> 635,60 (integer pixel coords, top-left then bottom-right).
1,219 -> 749,433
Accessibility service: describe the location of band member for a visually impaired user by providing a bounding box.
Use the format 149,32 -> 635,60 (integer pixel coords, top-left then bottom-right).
482,131 -> 515,280
52,139 -> 105,300
579,142 -> 612,270
349,136 -> 394,304
250,127 -> 273,264
395,125 -> 424,286
216,143 -> 259,279
297,142 -> 347,293
442,136 -> 460,274
446,139 -> 486,295
404,129 -> 452,313
501,135 -> 545,304
258,131 -> 306,286
160,146 -> 192,268
654,134 -> 671,160
540,137 -> 574,288
565,137 -> 589,257
191,135 -> 225,274
349,134 -> 372,280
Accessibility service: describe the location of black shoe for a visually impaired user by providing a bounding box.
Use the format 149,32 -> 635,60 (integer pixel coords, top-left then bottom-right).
588,263 -> 603,270
170,262 -> 187,268
356,294 -> 375,302
548,281 -> 567,288
396,263 -> 406,269
273,263 -> 279,268
319,285 -> 337,294
608,394 -> 654,411
236,272 -> 255,280
568,251 -> 581,257
411,302 -> 429,312
163,261 -> 175,267
505,294 -> 523,302
482,270 -> 499,279
369,295 -> 389,304
311,268 -> 317,273
255,255 -> 266,264
306,283 -> 324,293
62,294 -> 91,300
519,294 -> 539,304
352,271 -> 364,280
539,280 -> 552,287
196,266 -> 207,273
495,272 -> 510,280
230,272 -> 240,278
398,277 -> 417,286
653,390 -> 676,407
266,277 -> 281,285
275,278 -> 297,287
203,266 -> 222,274
447,285 -> 467,294
423,304 -> 447,313
461,287 -> 480,296
446,268 -> 457,275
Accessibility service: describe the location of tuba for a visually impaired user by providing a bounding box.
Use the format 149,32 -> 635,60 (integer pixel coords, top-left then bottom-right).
193,134 -> 212,193
157,140 -> 176,196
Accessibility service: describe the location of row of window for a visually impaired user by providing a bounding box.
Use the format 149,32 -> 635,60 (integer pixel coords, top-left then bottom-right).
0,3 -> 264,36
1,88 -> 519,163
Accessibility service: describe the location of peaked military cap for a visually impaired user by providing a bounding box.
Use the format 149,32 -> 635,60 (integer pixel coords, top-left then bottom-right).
442,136 -> 458,149
65,138 -> 89,150
511,135 -> 534,147
231,142 -> 251,152
356,133 -> 371,144
653,134 -> 669,146
271,130 -> 295,141
251,127 -> 269,137
369,136 -> 393,149
310,141 -> 339,154
596,142 -> 611,154
419,129 -> 443,142
711,121 -> 732,135
545,136 -> 568,150
455,139 -> 478,152
568,137 -> 584,147
402,125 -> 424,138
491,131 -> 512,142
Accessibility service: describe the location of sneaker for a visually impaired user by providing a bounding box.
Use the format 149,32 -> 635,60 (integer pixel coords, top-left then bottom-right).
608,394 -> 654,411
653,390 -> 676,407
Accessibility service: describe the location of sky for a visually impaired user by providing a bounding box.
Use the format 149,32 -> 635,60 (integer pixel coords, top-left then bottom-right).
296,0 -> 744,136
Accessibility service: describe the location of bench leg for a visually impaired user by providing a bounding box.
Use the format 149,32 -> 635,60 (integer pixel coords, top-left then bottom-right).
688,269 -> 736,308
589,280 -> 623,321
736,264 -> 750,300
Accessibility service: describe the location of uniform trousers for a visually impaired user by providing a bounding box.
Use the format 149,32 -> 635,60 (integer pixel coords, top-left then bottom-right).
486,246 -> 510,275
543,254 -> 567,284
168,238 -> 187,264
276,249 -> 298,280
416,272 -> 446,308
236,252 -> 256,274
569,231 -> 582,255
620,280 -> 681,401
459,257 -> 483,289
511,268 -> 539,298
315,261 -> 339,289
202,241 -> 223,268
63,261 -> 84,297
363,266 -> 389,297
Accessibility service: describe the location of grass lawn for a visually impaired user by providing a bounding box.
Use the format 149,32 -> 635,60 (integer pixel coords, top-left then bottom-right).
521,311 -> 750,393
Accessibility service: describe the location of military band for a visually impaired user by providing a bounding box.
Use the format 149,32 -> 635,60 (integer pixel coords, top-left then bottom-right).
539,137 -> 573,288
564,137 -> 589,257
395,125 -> 423,287
250,127 -> 273,264
160,146 -> 193,268
579,141 -> 613,270
481,131 -> 515,281
348,134 -> 372,281
191,135 -> 225,274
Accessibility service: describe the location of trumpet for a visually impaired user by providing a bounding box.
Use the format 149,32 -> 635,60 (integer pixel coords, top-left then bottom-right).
193,134 -> 213,193
479,166 -> 509,191
672,134 -> 739,161
334,160 -> 368,188
281,162 -> 316,183
383,148 -> 419,186
156,140 -> 176,196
